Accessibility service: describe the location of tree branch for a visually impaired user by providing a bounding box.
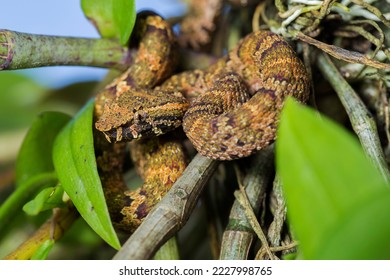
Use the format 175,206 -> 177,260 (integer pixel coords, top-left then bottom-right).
219,145 -> 274,259
0,30 -> 131,71
317,52 -> 390,182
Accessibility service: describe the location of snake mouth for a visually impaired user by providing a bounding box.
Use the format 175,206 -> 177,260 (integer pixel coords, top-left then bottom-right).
102,124 -> 152,142
101,115 -> 183,143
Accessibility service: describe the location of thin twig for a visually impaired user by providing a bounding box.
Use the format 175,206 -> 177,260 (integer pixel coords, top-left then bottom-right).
232,156 -> 276,260
255,241 -> 298,259
252,1 -> 267,32
269,241 -> 298,252
275,0 -> 287,14
267,174 -> 287,247
303,0 -> 336,33
234,189 -> 274,259
349,0 -> 390,29
113,154 -> 218,259
338,20 -> 390,79
317,52 -> 390,182
296,31 -> 390,71
219,145 -> 274,260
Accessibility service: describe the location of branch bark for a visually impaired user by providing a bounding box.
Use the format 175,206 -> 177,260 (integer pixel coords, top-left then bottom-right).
0,30 -> 131,71
219,145 -> 274,259
317,52 -> 390,182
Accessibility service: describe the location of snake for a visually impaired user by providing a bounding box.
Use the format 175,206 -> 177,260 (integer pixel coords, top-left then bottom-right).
94,13 -> 187,232
94,12 -> 310,232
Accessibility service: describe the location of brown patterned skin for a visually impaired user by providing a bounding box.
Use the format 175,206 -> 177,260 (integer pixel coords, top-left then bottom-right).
94,13 -> 187,233
161,31 -> 310,159
96,88 -> 188,142
95,132 -> 187,232
94,14 -> 310,230
97,31 -> 309,160
94,13 -> 189,142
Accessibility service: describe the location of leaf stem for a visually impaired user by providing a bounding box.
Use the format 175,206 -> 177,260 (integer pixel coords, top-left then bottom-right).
3,206 -> 79,260
0,172 -> 58,238
317,52 -> 390,182
0,30 -> 131,71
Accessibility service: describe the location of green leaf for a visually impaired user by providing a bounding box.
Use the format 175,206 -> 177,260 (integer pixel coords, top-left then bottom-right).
0,173 -> 57,238
52,100 -> 120,250
318,191 -> 390,259
23,185 -> 65,216
113,0 -> 136,45
276,98 -> 390,259
81,0 -> 117,38
0,112 -> 69,237
16,112 -> 71,187
81,0 -> 136,44
30,239 -> 55,260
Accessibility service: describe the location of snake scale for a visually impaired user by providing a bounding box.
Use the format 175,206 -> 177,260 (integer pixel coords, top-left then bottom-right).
94,13 -> 310,232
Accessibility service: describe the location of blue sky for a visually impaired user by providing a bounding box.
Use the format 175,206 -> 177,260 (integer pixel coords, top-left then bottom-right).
0,0 -> 185,88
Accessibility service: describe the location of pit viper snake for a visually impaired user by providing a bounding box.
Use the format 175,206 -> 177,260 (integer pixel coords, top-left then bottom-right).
94,12 -> 310,232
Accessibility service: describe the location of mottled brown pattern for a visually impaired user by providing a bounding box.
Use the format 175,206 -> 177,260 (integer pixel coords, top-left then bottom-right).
97,30 -> 309,160
94,14 -> 187,233
95,13 -> 190,142
160,31 -> 310,160
119,135 -> 187,231
94,13 -> 182,118
97,31 -> 310,160
94,14 -> 310,231
95,133 -> 187,232
96,88 -> 188,142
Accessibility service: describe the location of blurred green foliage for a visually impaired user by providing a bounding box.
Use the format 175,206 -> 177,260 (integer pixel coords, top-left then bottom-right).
277,99 -> 390,259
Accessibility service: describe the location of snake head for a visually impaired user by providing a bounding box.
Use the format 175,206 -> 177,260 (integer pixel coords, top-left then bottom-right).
95,88 -> 189,142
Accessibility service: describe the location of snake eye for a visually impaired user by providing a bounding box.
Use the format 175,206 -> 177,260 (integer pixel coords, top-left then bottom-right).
133,110 -> 148,124
132,105 -> 143,114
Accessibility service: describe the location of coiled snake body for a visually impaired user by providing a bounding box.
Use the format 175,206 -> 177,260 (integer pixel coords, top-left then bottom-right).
94,13 -> 310,232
